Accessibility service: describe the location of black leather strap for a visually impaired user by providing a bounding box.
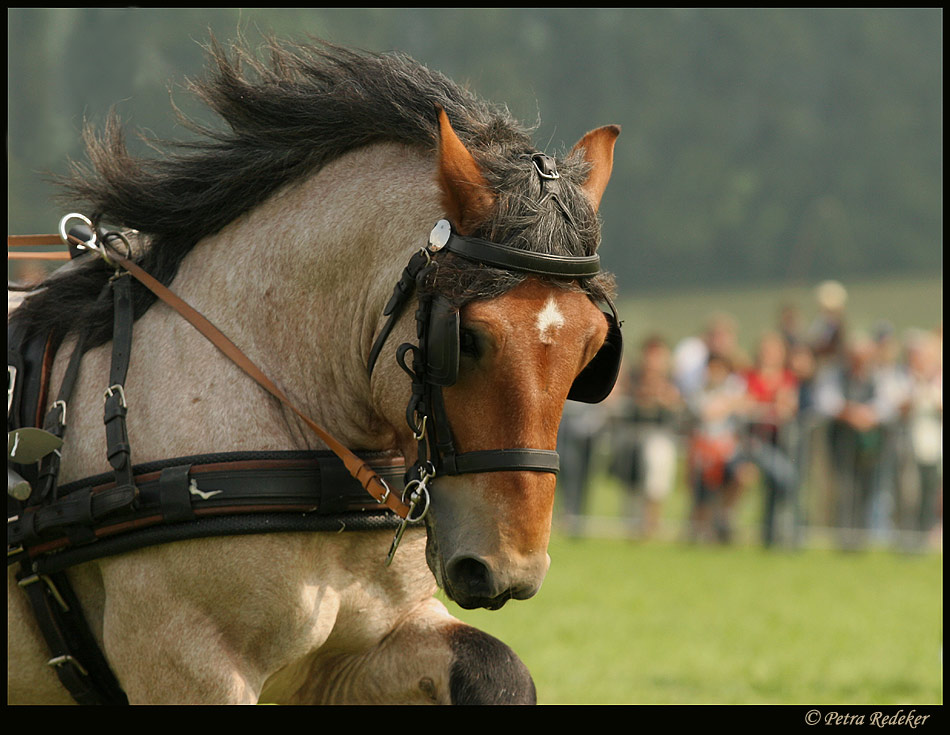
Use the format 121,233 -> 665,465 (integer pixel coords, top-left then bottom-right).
444,232 -> 600,277
442,449 -> 560,475
157,465 -> 195,523
15,565 -> 128,705
103,273 -> 135,491
29,510 -> 404,577
367,248 -> 431,377
34,285 -> 111,505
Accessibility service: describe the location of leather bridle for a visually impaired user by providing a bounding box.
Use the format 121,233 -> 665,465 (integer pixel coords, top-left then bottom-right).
366,217 -> 622,560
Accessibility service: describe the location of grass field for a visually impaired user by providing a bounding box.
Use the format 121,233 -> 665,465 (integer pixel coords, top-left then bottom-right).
443,535 -> 942,705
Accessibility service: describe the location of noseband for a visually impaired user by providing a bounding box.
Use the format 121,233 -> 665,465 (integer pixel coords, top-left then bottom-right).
368,217 -> 622,559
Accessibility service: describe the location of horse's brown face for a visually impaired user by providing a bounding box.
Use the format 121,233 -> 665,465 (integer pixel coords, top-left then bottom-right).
423,279 -> 610,609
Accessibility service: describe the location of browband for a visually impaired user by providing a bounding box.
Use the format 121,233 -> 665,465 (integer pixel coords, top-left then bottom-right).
442,232 -> 601,277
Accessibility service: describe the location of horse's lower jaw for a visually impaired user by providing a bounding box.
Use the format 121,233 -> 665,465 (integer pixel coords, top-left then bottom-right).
445,585 -> 513,611
438,564 -> 541,611
455,593 -> 511,611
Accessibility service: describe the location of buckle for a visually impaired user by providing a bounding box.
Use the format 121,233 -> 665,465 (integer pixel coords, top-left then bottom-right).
18,572 -> 70,612
48,655 -> 89,677
7,365 -> 16,416
103,384 -> 127,409
51,400 -> 67,428
532,153 -> 560,180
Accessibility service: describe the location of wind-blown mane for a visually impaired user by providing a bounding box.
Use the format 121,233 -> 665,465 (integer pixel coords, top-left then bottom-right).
14,36 -> 613,351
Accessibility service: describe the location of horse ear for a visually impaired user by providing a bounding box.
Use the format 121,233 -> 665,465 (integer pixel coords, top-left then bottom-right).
570,125 -> 621,213
436,106 -> 495,234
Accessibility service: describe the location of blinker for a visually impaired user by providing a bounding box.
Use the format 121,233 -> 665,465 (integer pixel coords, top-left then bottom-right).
425,297 -> 460,387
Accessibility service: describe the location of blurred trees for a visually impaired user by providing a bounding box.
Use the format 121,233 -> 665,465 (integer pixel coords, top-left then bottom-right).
7,8 -> 942,294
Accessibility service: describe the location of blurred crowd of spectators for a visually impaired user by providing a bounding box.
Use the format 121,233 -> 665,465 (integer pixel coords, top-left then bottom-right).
557,280 -> 942,551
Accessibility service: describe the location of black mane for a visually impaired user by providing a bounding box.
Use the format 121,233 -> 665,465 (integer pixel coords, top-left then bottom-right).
13,36 -> 612,350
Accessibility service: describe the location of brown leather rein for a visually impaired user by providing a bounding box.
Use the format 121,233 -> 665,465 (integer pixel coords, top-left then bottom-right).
7,231 -> 412,519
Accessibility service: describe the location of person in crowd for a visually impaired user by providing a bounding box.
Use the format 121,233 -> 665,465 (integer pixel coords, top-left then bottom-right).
608,334 -> 683,539
901,328 -> 942,547
778,302 -> 806,350
868,321 -> 911,538
556,399 -> 607,536
806,280 -> 850,532
739,331 -> 801,547
785,338 -> 819,535
807,280 -> 849,364
673,312 -> 748,402
813,333 -> 891,549
684,352 -> 753,543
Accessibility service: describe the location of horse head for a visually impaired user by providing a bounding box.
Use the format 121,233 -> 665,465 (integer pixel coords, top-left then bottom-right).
375,110 -> 621,609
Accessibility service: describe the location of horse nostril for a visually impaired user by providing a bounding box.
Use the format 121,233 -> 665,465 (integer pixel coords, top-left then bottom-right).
447,556 -> 494,597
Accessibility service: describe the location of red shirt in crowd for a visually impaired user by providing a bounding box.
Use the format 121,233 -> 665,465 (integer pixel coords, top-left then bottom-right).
744,367 -> 798,442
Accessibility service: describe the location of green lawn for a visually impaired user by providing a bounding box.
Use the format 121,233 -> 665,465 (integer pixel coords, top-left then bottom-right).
444,536 -> 942,704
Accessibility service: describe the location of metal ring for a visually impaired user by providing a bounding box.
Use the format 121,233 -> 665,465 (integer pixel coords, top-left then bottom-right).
57,213 -> 120,268
58,213 -> 94,246
402,481 -> 431,523
102,231 -> 133,261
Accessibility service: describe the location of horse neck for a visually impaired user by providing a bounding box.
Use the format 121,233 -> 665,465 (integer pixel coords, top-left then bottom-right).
162,142 -> 441,452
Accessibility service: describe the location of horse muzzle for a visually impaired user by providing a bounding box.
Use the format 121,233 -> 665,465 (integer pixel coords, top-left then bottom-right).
441,552 -> 550,610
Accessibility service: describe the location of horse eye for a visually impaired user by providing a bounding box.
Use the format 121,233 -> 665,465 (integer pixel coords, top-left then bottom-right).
459,328 -> 480,359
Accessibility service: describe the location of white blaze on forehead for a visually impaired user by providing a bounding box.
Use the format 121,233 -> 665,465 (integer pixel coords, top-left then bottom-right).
536,295 -> 565,344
